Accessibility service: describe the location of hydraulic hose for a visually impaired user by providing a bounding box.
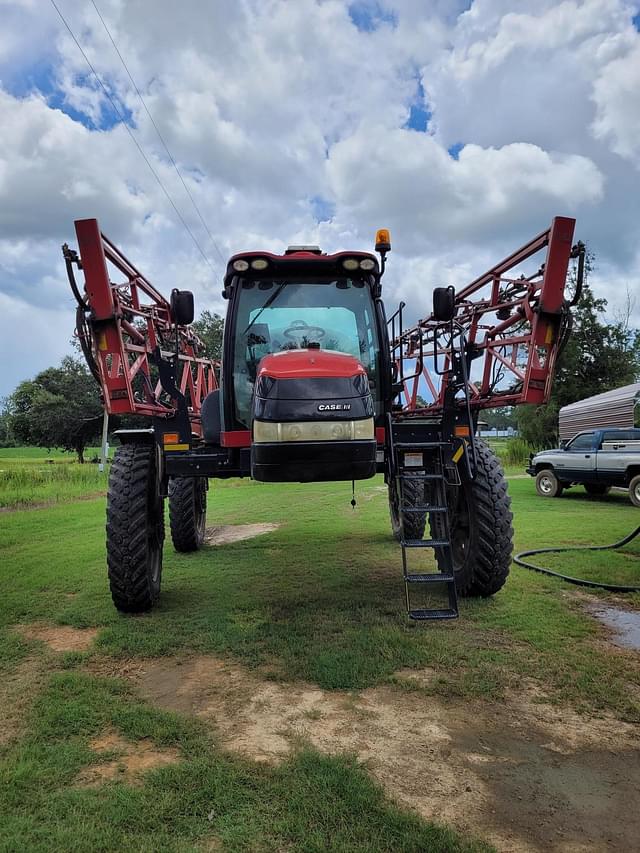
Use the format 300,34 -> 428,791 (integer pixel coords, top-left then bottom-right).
513,523 -> 640,592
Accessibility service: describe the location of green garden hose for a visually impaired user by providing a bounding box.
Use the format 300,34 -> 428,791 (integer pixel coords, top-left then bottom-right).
513,523 -> 640,592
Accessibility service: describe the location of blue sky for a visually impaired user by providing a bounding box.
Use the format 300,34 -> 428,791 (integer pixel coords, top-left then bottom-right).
0,0 -> 639,397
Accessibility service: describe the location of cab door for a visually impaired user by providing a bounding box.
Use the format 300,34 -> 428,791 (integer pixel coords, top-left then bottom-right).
557,432 -> 597,481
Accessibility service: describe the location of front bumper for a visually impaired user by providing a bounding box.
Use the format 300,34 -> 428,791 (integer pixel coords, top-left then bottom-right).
251,439 -> 377,482
525,466 -> 535,476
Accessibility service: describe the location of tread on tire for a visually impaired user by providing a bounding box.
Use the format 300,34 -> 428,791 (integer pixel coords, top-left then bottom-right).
106,443 -> 164,613
168,476 -> 207,552
431,439 -> 513,597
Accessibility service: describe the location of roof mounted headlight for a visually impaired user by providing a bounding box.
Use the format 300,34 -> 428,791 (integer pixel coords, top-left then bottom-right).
250,258 -> 269,270
342,258 -> 359,271
233,259 -> 249,272
359,258 -> 376,271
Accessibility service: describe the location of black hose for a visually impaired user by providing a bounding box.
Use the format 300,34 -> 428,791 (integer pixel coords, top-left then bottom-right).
514,524 -> 640,592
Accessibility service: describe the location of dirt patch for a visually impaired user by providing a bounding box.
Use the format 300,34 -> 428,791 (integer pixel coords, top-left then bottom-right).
118,654 -> 640,853
15,622 -> 99,652
0,656 -> 50,747
204,523 -> 280,545
76,728 -> 181,787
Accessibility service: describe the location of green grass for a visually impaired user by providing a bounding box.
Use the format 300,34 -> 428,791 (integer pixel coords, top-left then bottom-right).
1,459 -> 639,850
1,474 -> 638,711
0,448 -> 108,509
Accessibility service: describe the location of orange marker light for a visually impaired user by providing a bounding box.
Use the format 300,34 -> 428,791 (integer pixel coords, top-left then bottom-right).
163,433 -> 180,445
375,228 -> 391,252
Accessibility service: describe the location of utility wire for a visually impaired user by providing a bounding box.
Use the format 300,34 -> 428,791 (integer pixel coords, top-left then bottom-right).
48,0 -> 217,274
89,0 -> 226,266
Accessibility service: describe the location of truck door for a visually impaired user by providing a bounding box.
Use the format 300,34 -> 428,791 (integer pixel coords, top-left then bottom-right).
558,432 -> 597,481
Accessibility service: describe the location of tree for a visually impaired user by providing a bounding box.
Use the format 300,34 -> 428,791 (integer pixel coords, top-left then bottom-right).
481,406 -> 517,432
0,398 -> 17,447
7,356 -> 103,463
517,269 -> 640,446
191,310 -> 224,361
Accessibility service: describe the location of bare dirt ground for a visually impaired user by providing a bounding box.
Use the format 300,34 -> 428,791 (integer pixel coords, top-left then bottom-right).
75,728 -> 181,787
204,523 -> 281,545
87,653 -> 640,853
14,622 -> 99,652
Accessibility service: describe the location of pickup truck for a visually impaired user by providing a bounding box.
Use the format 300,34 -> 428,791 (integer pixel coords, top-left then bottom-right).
526,428 -> 640,507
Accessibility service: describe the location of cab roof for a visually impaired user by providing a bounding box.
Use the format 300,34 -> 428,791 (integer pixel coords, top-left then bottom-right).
223,249 -> 380,288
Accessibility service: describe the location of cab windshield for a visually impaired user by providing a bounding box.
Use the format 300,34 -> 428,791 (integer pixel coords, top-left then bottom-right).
232,278 -> 381,426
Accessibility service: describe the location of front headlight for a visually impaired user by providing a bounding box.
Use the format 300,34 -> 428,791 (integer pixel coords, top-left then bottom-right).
253,418 -> 375,443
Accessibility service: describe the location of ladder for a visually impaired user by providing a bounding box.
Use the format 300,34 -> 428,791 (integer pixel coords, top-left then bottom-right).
390,419 -> 459,621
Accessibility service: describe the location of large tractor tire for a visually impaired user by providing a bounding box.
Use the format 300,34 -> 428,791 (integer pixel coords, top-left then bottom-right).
106,443 -> 164,613
388,475 -> 427,542
168,476 -> 207,552
431,440 -> 513,597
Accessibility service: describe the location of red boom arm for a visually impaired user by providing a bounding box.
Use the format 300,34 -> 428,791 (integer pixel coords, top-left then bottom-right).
68,219 -> 218,433
392,216 -> 578,413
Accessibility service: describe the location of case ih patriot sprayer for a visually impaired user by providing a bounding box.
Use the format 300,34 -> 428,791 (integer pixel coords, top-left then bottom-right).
64,217 -> 582,620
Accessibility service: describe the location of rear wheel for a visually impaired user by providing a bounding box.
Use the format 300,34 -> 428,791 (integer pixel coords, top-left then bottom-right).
629,474 -> 640,508
388,475 -> 427,541
431,440 -> 513,597
535,468 -> 563,498
169,476 -> 207,552
106,443 -> 164,613
584,483 -> 610,497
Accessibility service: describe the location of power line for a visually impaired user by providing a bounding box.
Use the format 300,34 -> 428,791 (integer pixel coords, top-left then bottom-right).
48,0 -> 218,275
90,0 -> 226,266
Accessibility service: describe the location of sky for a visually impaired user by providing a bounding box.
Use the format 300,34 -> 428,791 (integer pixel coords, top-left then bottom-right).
1,0 -> 639,398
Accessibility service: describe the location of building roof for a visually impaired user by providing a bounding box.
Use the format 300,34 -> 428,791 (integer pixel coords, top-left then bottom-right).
559,382 -> 640,440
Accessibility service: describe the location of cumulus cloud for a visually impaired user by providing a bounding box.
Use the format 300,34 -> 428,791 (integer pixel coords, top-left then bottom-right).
0,0 -> 638,396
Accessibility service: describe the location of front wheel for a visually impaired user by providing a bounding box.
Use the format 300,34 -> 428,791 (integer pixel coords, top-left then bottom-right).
106,443 -> 164,613
535,468 -> 563,498
431,440 -> 513,597
629,474 -> 640,508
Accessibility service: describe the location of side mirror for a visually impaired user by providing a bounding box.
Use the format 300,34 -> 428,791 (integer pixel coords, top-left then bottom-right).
433,286 -> 456,322
170,289 -> 195,326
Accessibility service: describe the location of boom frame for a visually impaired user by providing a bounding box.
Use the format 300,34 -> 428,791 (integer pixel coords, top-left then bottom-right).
390,216 -> 578,414
66,218 -> 217,435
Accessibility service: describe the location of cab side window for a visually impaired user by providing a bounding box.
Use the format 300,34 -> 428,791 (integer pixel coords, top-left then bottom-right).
568,433 -> 594,451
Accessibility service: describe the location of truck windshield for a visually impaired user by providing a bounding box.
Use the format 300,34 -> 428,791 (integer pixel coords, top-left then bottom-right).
232,279 -> 381,426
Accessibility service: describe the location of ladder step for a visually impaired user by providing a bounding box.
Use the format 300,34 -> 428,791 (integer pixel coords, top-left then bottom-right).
396,441 -> 450,449
400,505 -> 447,513
399,473 -> 444,480
402,538 -> 450,548
405,573 -> 455,584
408,608 -> 458,621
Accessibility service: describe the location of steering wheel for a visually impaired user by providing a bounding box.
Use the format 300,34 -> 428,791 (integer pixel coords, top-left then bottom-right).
283,319 -> 326,341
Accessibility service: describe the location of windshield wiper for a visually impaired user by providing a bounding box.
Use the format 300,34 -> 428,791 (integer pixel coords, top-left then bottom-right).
243,282 -> 287,336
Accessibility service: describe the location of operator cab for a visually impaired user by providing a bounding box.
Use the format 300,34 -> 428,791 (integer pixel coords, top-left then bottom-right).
218,238 -> 392,482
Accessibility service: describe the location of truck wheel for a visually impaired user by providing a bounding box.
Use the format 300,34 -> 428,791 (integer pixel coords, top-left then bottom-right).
168,476 -> 207,552
584,483 -> 610,497
629,475 -> 640,508
431,440 -> 513,597
388,476 -> 427,541
106,443 -> 164,613
535,469 -> 563,498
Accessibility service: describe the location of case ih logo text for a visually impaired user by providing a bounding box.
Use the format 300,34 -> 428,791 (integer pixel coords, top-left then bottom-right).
318,403 -> 351,412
